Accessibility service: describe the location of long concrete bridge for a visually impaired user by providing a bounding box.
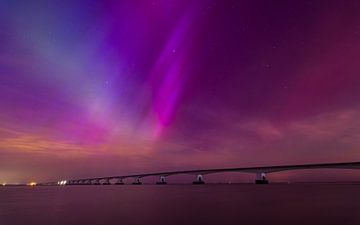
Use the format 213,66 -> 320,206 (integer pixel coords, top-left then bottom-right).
41,161 -> 360,185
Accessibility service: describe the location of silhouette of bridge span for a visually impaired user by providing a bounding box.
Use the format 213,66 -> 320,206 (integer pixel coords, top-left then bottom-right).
41,161 -> 360,185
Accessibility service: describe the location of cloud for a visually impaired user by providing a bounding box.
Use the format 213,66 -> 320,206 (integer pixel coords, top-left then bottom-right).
288,110 -> 359,141
0,134 -> 85,156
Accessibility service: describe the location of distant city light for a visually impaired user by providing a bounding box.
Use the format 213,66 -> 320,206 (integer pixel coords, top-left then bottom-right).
2,183 -> 6,186
28,182 -> 37,186
58,180 -> 67,185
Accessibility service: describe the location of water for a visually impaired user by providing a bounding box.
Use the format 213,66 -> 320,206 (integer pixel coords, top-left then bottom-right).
0,184 -> 359,225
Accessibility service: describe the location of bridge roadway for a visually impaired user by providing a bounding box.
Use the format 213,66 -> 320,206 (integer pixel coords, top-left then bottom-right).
42,161 -> 360,185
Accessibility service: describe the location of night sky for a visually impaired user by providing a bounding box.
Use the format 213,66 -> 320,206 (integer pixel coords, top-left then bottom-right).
1,1 -> 360,183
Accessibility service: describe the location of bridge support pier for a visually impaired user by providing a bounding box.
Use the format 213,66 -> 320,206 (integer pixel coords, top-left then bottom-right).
115,178 -> 124,185
255,172 -> 269,184
93,179 -> 100,185
102,179 -> 111,185
156,176 -> 167,185
132,177 -> 142,185
193,174 -> 205,184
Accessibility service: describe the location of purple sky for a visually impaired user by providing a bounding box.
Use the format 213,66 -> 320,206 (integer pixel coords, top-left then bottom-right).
1,1 -> 360,183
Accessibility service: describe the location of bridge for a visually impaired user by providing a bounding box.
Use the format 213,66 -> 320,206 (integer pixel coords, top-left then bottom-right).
40,161 -> 360,185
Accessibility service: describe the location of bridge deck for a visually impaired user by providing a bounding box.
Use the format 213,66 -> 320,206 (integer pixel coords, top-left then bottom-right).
62,161 -> 360,183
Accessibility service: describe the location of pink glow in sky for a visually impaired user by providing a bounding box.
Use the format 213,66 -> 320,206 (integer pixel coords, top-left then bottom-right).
1,1 -> 360,183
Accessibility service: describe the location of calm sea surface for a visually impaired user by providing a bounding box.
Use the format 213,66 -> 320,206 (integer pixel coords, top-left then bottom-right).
0,184 -> 359,225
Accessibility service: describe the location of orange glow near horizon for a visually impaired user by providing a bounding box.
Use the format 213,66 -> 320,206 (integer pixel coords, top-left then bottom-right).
27,182 -> 37,186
